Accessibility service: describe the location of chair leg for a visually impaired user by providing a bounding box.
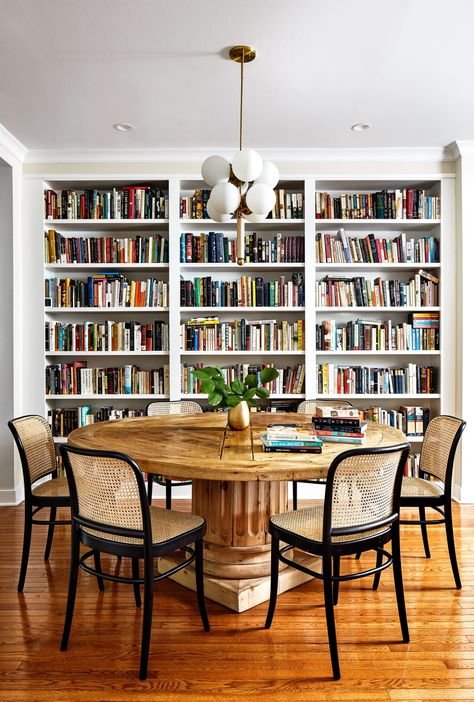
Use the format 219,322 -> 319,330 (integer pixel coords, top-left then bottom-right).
323,553 -> 340,680
44,506 -> 56,561
355,552 -> 361,560
419,505 -> 431,558
60,527 -> 80,651
392,527 -> 410,643
194,539 -> 210,631
292,481 -> 298,511
132,558 -> 142,607
147,475 -> 153,505
165,480 -> 172,510
265,534 -> 280,629
332,555 -> 340,605
372,549 -> 384,591
139,552 -> 154,680
18,507 -> 33,592
445,501 -> 462,589
93,551 -> 105,592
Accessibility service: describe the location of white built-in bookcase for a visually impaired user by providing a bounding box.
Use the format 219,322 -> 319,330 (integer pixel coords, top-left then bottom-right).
21,173 -> 455,447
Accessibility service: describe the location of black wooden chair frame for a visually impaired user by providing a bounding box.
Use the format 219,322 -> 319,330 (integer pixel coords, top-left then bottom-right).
265,443 -> 410,680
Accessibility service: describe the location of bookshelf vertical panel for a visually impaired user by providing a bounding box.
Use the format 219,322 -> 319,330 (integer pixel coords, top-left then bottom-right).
168,178 -> 181,401
440,176 -> 456,416
304,177 -> 316,399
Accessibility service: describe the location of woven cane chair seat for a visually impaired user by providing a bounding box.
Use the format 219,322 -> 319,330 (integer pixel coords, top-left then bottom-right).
401,476 -> 444,498
32,476 -> 69,499
83,505 -> 205,546
271,504 -> 390,544
297,399 -> 354,414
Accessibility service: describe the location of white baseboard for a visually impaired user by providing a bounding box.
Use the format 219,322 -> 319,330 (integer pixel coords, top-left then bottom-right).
0,483 -> 24,506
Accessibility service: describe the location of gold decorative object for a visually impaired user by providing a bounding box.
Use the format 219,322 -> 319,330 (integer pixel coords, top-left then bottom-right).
227,401 -> 250,431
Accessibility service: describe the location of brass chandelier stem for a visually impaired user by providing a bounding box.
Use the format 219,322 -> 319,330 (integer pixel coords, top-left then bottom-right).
240,47 -> 244,151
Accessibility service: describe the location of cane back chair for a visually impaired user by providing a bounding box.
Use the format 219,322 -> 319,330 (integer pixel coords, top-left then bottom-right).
146,401 -> 202,508
400,414 -> 466,588
8,415 -> 71,591
59,444 -> 209,680
265,443 -> 410,679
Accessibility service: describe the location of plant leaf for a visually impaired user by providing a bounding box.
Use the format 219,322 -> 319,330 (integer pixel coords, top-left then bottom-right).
231,378 -> 245,395
245,373 -> 258,388
226,394 -> 242,407
203,366 -> 221,378
200,379 -> 215,394
243,388 -> 257,401
193,369 -> 212,381
256,386 -> 270,399
247,398 -> 258,407
208,391 -> 223,406
261,367 -> 279,384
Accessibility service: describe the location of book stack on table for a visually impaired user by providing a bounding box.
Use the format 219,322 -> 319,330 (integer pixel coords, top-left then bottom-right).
260,424 -> 323,453
312,405 -> 367,444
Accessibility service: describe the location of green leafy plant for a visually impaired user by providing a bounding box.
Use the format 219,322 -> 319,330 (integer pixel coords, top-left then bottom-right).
192,365 -> 279,408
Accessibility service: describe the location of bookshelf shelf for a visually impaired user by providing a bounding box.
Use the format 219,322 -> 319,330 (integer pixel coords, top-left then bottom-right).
315,350 -> 440,356
44,219 -> 169,230
315,219 -> 440,230
315,394 -> 441,400
182,393 -> 305,400
315,306 -> 440,313
180,306 -> 304,313
315,262 -> 441,270
46,394 -> 169,400
180,350 -> 305,356
45,263 -> 169,271
180,263 -> 304,271
180,218 -> 304,230
45,351 -> 169,356
45,307 -> 169,313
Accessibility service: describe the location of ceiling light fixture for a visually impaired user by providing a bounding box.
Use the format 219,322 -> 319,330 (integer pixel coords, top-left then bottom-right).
201,45 -> 279,266
113,123 -> 135,132
351,122 -> 371,132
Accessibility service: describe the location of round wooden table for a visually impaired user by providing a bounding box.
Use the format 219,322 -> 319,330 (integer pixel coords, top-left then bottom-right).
68,413 -> 406,611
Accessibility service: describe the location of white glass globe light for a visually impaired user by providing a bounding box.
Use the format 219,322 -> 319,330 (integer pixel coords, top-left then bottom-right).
207,201 -> 233,222
244,212 -> 268,223
245,183 -> 276,215
254,160 -> 279,189
232,149 -> 263,183
209,182 -> 241,214
201,155 -> 231,187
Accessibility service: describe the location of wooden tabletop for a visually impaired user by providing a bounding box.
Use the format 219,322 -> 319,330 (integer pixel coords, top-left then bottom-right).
68,412 -> 407,482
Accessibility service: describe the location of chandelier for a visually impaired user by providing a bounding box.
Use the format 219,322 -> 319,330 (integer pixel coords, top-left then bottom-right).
201,45 -> 279,266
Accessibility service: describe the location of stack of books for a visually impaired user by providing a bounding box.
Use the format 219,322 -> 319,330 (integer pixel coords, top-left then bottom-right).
312,405 -> 367,444
260,424 -> 323,453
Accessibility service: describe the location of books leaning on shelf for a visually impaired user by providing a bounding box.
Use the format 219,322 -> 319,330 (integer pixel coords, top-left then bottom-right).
180,189 -> 212,219
316,316 -> 439,352
315,189 -> 440,220
45,363 -> 169,396
180,275 -> 304,308
181,363 -> 305,395
180,231 -> 304,264
44,186 -> 169,220
261,423 -> 323,453
270,190 -> 304,220
181,318 -> 304,352
315,230 -> 438,264
45,230 -> 169,264
317,363 -> 436,395
311,405 -> 367,444
45,275 -> 169,308
49,406 -> 146,437
315,274 -> 438,308
363,405 -> 430,437
45,320 -> 169,352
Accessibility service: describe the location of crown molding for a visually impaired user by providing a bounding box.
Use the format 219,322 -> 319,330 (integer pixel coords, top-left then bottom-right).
0,122 -> 27,164
449,140 -> 474,159
24,145 -> 456,165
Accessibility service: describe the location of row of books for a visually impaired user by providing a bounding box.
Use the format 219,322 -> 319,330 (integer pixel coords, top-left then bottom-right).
315,317 -> 439,352
315,272 -> 438,308
45,320 -> 169,353
48,406 -> 146,437
261,423 -> 323,453
180,232 -> 304,264
44,187 -> 169,220
364,405 -> 430,437
317,363 -> 436,395
180,189 -> 304,220
312,404 -> 368,444
180,276 -> 305,308
315,231 -> 438,264
45,275 -> 169,309
180,319 -> 305,352
315,190 -> 440,220
45,363 -> 170,396
44,231 -> 169,264
181,363 -> 305,395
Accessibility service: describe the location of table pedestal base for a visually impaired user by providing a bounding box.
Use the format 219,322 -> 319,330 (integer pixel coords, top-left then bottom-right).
159,550 -> 321,613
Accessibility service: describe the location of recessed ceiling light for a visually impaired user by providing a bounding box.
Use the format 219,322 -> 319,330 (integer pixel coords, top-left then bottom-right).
351,122 -> 371,132
113,123 -> 135,132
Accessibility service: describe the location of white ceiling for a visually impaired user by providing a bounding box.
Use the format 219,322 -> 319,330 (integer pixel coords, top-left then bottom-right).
1,0 -> 474,155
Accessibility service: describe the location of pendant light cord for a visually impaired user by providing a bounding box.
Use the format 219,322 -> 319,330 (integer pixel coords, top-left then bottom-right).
240,48 -> 244,151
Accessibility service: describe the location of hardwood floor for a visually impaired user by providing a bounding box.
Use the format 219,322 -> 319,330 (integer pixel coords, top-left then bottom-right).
0,499 -> 473,701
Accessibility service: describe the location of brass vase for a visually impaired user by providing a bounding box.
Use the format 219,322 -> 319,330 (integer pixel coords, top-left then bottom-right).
227,401 -> 250,431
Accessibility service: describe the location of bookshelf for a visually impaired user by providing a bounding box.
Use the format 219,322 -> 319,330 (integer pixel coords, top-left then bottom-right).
30,174 -> 454,447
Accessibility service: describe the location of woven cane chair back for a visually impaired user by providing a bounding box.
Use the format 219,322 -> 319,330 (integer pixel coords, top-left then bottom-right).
420,415 -> 465,483
146,401 -> 203,416
10,415 -> 56,485
297,400 -> 354,414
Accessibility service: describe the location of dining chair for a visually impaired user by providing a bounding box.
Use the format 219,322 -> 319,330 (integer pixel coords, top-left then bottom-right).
399,414 -> 466,588
59,444 -> 210,680
292,400 -> 355,510
146,400 -> 202,508
264,443 -> 410,680
8,415 -> 71,591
